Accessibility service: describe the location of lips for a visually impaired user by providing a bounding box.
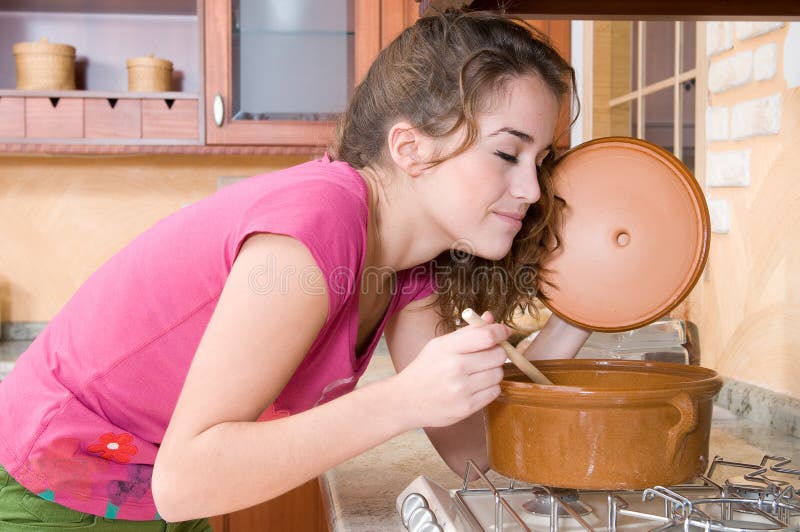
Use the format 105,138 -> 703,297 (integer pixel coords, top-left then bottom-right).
494,210 -> 525,221
493,211 -> 525,227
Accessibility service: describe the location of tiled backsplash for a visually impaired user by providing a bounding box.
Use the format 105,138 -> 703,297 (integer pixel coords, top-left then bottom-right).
716,378 -> 800,440
1,321 -> 46,341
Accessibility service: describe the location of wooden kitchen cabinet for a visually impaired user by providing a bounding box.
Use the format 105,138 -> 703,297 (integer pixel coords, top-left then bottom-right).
422,0 -> 800,17
202,0 -> 570,152
207,478 -> 329,532
0,0 -> 203,151
204,0 -> 418,148
0,0 -> 418,152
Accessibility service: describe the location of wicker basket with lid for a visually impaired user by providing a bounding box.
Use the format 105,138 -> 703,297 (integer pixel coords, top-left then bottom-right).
13,38 -> 76,90
127,54 -> 173,92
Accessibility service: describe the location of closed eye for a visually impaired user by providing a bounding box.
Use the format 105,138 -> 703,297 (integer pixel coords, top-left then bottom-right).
494,150 -> 519,164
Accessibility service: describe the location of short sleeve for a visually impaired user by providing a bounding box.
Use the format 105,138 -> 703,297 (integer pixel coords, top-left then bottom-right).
225,176 -> 368,316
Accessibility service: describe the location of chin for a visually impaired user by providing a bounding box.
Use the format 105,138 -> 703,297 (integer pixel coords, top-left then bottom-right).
475,241 -> 514,261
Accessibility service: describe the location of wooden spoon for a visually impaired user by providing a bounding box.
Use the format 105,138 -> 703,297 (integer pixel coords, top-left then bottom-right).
461,308 -> 553,385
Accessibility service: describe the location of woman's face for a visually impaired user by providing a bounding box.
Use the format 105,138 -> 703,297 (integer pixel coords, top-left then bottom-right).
419,74 -> 559,260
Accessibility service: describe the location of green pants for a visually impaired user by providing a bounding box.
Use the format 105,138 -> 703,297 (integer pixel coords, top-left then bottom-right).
0,465 -> 212,531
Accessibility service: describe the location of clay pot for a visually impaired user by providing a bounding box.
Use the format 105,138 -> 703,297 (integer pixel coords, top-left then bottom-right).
486,359 -> 722,489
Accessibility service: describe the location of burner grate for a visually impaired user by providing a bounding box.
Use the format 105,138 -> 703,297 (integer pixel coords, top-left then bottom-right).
449,456 -> 800,532
522,488 -> 593,517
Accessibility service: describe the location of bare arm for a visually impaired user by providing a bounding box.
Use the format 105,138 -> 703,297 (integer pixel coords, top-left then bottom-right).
522,312 -> 592,360
384,296 -> 496,477
153,235 -> 510,521
153,234 -> 410,520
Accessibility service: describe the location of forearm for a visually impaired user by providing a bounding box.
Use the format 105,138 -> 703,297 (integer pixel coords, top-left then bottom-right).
153,375 -> 411,521
424,409 -> 489,479
522,313 -> 592,360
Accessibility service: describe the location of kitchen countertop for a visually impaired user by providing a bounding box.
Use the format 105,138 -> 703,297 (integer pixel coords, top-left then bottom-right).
321,351 -> 800,532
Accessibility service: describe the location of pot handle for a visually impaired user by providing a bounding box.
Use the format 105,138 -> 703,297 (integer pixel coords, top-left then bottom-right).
665,392 -> 698,464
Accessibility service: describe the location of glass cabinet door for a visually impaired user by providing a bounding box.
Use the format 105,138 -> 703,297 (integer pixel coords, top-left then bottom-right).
231,0 -> 354,121
205,0 -> 378,147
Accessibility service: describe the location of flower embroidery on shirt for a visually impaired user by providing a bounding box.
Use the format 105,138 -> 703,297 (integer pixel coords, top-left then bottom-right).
87,433 -> 138,463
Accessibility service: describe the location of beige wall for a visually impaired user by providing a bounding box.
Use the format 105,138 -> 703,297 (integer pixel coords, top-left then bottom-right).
4,22 -> 799,405
696,22 -> 800,398
0,153 -> 310,322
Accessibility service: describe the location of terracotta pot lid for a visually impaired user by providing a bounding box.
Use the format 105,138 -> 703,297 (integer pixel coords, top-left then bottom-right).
539,137 -> 710,332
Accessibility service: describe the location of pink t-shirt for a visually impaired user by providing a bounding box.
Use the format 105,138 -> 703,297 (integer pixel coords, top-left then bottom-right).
0,155 -> 434,520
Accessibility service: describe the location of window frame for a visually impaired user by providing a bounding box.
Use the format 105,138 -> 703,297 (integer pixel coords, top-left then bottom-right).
583,20 -> 707,182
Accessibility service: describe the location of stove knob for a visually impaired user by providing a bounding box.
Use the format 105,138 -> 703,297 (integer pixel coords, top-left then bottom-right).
401,492 -> 428,528
408,506 -> 438,532
414,520 -> 444,532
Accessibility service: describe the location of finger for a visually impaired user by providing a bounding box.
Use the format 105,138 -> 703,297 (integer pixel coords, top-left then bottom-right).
483,313 -> 516,339
457,347 -> 508,373
446,323 -> 511,353
462,310 -> 507,343
467,365 -> 505,391
469,384 -> 502,411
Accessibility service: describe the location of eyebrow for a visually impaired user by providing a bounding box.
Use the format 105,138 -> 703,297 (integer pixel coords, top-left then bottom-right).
489,127 -> 534,143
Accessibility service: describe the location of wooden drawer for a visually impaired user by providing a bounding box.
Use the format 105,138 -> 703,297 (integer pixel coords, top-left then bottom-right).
85,98 -> 141,139
208,478 -> 327,532
142,99 -> 198,140
0,97 -> 25,138
25,97 -> 84,138
0,94 -> 201,147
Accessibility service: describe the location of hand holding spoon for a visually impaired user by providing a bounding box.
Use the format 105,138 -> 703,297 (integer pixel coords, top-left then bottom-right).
461,308 -> 553,385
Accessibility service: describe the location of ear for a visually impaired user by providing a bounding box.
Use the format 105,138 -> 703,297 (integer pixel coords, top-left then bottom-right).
385,121 -> 434,177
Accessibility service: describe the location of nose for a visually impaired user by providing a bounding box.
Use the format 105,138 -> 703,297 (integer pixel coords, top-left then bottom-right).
510,166 -> 541,204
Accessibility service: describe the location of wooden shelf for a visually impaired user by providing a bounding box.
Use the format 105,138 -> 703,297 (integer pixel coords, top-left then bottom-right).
0,0 -> 196,16
0,143 -> 325,156
0,0 -> 203,150
0,90 -> 198,100
0,93 -> 201,145
0,10 -> 200,94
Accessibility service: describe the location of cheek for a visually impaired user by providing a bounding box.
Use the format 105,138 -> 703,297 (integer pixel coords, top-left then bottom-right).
438,158 -> 504,218
440,190 -> 486,239
457,188 -> 491,219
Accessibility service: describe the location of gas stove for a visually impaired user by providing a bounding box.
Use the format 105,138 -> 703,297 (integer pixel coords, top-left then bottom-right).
396,455 -> 800,531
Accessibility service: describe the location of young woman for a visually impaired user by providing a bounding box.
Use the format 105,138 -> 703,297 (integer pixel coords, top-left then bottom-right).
0,9 -> 590,530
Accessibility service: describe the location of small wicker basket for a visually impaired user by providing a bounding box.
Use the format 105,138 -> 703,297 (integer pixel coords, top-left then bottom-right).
127,54 -> 173,92
13,38 -> 76,90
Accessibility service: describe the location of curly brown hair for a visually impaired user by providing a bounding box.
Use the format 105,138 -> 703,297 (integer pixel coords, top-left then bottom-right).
330,8 -> 578,332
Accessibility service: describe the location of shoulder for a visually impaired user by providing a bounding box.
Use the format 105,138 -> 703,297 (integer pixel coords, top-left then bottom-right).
241,159 -> 367,234
228,159 -> 369,264
236,232 -> 329,307
227,159 -> 370,312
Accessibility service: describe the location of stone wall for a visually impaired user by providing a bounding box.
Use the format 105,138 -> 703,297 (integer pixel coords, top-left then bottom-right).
696,21 -> 800,398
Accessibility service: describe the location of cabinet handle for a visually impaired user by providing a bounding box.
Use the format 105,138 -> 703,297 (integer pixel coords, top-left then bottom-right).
213,94 -> 224,127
